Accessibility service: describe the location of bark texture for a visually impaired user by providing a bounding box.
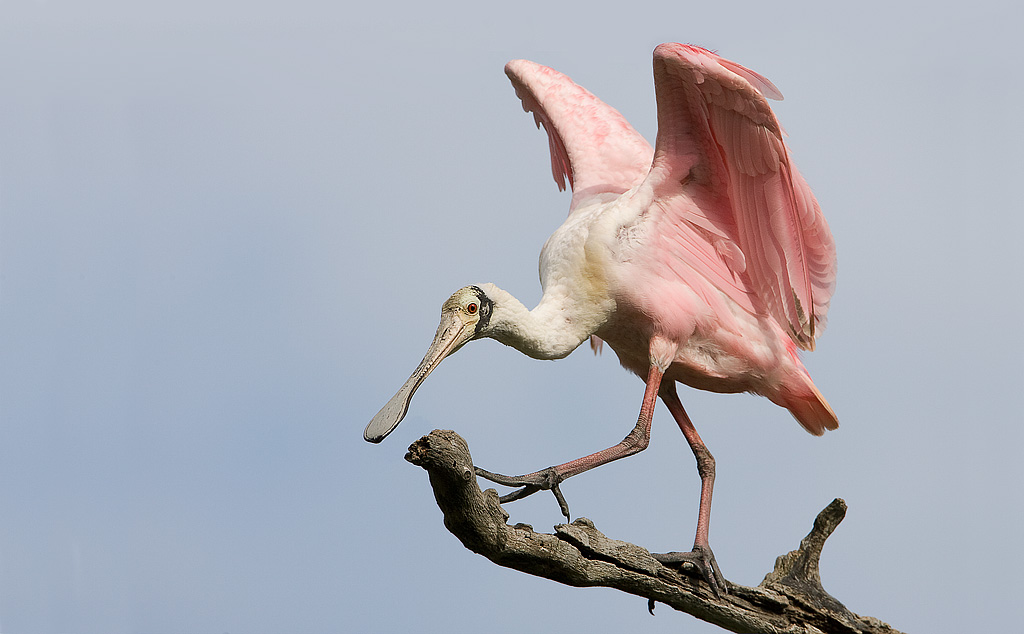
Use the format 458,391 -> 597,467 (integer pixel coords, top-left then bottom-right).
404,429 -> 904,634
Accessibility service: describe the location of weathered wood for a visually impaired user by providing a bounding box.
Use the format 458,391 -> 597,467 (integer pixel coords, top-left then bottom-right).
405,429 -> 904,634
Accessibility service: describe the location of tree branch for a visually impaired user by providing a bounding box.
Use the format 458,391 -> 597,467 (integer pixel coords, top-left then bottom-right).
405,429 -> 904,634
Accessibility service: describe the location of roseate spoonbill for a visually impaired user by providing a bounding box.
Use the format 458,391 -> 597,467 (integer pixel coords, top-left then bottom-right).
365,43 -> 837,596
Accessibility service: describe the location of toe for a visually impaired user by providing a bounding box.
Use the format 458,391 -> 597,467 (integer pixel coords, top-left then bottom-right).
653,547 -> 728,597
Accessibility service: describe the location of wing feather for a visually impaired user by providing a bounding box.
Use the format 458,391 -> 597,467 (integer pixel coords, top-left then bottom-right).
505,59 -> 654,212
642,44 -> 836,349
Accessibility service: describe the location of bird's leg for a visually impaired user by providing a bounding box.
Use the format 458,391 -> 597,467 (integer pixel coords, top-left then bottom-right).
474,365 -> 664,521
652,384 -> 728,597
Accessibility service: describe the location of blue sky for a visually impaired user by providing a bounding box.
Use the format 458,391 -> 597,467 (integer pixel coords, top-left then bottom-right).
1,2 -> 1021,633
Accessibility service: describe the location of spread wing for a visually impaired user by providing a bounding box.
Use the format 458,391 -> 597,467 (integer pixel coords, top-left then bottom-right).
640,44 -> 836,349
505,59 -> 654,213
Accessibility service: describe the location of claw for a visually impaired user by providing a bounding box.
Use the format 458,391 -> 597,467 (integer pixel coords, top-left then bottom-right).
474,466 -> 570,520
653,545 -> 728,598
550,482 -> 570,520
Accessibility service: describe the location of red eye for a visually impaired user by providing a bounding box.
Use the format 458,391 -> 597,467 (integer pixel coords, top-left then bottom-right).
466,302 -> 478,314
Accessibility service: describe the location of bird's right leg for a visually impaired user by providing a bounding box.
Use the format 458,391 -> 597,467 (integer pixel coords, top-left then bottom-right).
474,365 -> 664,521
651,383 -> 728,597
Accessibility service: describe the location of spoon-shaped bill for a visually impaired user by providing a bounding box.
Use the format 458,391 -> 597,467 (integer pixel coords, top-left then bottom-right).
364,312 -> 471,443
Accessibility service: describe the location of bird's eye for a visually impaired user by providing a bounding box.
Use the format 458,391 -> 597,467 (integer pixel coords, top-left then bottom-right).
466,302 -> 478,315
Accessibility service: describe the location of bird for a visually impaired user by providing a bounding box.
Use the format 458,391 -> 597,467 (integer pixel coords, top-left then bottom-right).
364,43 -> 838,597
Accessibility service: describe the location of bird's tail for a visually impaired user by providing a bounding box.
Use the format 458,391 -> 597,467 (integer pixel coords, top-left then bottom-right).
776,382 -> 838,437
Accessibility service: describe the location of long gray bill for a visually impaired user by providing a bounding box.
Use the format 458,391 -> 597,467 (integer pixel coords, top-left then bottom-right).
364,312 -> 467,443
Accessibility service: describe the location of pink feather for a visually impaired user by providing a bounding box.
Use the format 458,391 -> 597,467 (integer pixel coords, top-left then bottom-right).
505,60 -> 654,211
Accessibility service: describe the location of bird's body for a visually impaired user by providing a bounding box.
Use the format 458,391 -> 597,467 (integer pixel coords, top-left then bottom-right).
489,163 -> 834,433
366,43 -> 838,595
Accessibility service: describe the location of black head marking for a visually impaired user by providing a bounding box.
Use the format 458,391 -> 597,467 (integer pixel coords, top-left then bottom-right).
470,285 -> 493,334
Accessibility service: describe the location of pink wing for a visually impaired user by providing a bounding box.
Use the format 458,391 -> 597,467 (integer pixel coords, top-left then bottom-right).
505,59 -> 654,212
642,44 -> 837,349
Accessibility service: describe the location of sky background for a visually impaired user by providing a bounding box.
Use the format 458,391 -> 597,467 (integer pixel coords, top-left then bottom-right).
1,1 -> 1022,633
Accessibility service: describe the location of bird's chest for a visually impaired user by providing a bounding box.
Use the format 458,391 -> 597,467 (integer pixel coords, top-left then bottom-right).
538,209 -> 615,323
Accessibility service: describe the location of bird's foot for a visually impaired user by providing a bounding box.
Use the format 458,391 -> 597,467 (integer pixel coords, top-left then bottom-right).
473,465 -> 571,521
654,544 -> 728,598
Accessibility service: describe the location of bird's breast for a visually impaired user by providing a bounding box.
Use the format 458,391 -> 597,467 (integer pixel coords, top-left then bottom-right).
537,203 -> 618,330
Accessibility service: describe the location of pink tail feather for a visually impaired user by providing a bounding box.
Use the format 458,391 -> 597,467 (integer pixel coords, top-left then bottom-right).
778,383 -> 838,436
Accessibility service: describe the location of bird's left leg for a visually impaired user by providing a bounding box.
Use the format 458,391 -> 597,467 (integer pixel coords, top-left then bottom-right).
474,364 -> 664,521
651,383 -> 728,596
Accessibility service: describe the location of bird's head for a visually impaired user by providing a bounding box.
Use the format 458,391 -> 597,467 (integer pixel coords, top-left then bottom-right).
363,285 -> 496,443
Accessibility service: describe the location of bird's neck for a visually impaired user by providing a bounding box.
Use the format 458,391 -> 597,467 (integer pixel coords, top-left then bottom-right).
480,283 -> 596,361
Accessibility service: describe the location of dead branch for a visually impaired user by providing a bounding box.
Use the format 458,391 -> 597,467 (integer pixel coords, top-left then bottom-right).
404,429 -> 904,634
